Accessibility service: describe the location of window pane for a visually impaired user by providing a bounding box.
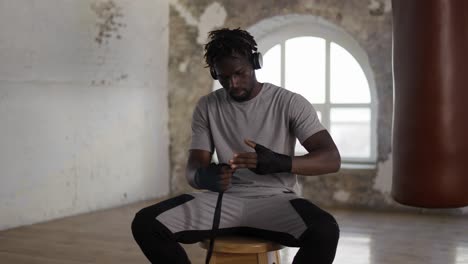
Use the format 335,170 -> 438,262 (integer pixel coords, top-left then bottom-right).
256,44 -> 281,87
212,79 -> 221,91
330,108 -> 370,158
330,42 -> 370,103
295,111 -> 322,154
285,37 -> 326,104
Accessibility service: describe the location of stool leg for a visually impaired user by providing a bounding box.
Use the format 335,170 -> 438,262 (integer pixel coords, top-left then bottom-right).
210,253 -> 217,264
275,250 -> 280,264
257,252 -> 268,264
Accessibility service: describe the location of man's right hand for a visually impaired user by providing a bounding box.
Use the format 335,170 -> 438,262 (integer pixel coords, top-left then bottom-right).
194,163 -> 233,192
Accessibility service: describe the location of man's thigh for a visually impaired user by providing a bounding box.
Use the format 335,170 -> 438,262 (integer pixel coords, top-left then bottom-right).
241,194 -> 334,243
156,192 -> 244,235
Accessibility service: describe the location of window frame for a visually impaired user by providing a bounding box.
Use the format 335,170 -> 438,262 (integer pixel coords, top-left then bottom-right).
248,15 -> 378,164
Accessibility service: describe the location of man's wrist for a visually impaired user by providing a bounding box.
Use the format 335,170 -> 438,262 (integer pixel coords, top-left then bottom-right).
251,144 -> 292,174
193,170 -> 203,189
194,163 -> 229,191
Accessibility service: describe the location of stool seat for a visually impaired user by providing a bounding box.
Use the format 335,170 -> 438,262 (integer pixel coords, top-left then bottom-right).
199,236 -> 283,264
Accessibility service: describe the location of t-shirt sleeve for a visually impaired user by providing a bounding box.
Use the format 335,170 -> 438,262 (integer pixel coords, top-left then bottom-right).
189,96 -> 214,152
289,93 -> 326,144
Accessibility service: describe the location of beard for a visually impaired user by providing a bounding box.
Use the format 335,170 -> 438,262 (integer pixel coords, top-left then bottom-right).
228,87 -> 253,102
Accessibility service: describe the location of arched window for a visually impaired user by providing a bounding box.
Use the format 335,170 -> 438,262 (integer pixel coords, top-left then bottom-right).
214,15 -> 378,164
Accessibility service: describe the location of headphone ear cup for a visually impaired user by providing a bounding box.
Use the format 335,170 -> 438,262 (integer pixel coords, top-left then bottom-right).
210,67 -> 218,80
252,52 -> 263,70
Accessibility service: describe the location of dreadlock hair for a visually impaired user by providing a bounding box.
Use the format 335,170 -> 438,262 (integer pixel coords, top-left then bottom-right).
204,28 -> 258,68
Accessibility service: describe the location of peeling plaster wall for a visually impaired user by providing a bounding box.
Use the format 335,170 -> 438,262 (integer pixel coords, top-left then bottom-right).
168,0 -> 468,215
0,0 -> 170,230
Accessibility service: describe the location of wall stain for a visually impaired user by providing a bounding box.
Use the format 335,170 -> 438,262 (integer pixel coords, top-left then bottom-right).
91,0 -> 126,45
91,74 -> 128,86
0,92 -> 7,105
368,0 -> 385,16
116,73 -> 128,81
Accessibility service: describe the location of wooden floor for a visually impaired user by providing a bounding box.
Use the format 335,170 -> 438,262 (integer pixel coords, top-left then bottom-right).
1,198 -> 467,264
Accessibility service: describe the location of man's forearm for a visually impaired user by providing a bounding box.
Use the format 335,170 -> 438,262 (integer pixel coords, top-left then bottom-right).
185,166 -> 201,189
291,148 -> 341,176
186,150 -> 212,189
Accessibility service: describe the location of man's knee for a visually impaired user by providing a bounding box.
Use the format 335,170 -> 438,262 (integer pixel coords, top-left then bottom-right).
131,207 -> 153,239
131,194 -> 196,244
301,214 -> 340,246
289,198 -> 339,246
131,205 -> 176,242
321,215 -> 340,244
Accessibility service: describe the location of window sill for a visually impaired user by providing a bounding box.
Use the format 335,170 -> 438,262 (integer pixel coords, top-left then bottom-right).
340,162 -> 376,170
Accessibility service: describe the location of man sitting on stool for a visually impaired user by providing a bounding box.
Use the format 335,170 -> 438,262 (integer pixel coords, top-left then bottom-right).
131,28 -> 341,264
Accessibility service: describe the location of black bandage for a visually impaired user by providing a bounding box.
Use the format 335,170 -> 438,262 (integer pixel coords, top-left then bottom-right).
250,144 -> 292,175
194,163 -> 229,192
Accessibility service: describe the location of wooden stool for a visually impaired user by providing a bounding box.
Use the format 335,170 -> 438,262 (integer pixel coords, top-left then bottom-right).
199,236 -> 283,264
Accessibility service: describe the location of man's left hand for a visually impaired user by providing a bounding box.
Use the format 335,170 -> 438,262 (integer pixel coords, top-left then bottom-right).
229,139 -> 292,175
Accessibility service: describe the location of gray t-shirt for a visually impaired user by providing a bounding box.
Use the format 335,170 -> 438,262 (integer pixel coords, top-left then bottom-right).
190,82 -> 325,192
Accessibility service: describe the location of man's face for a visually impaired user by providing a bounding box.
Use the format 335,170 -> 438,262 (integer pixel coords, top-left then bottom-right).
213,55 -> 257,102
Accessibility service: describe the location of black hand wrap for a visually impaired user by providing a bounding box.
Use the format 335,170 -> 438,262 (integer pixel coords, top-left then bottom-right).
194,163 -> 229,192
250,144 -> 292,175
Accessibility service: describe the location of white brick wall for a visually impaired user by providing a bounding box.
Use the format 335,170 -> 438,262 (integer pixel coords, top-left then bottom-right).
0,0 -> 170,230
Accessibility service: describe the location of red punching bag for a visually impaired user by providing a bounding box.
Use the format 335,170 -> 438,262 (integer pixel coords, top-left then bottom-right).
392,0 -> 468,208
